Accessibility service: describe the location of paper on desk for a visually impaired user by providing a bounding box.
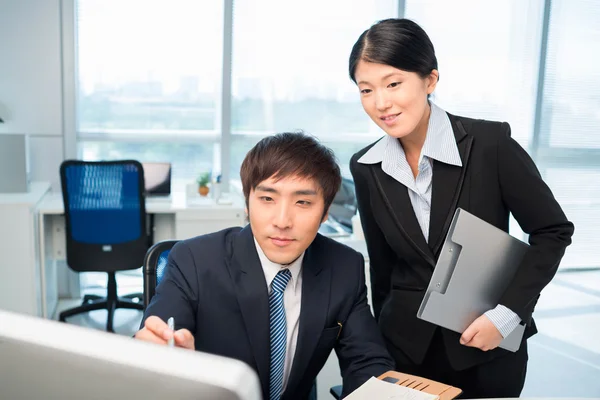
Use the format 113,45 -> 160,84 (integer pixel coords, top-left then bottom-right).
345,377 -> 439,400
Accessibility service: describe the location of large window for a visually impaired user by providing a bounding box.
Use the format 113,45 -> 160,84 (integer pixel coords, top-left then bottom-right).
74,0 -> 600,270
76,0 -> 224,180
536,0 -> 600,269
230,0 -> 398,178
540,0 -> 600,149
405,0 -> 544,148
77,0 -> 398,181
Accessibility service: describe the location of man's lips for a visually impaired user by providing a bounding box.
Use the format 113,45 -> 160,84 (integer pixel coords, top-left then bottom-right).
270,237 -> 295,247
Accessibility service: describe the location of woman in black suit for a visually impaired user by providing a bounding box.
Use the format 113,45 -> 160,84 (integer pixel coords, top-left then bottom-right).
348,18 -> 574,398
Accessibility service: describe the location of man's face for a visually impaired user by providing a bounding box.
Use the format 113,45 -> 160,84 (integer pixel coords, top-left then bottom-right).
248,174 -> 328,265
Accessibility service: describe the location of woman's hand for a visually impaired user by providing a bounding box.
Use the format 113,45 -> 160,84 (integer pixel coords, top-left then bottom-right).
459,314 -> 503,351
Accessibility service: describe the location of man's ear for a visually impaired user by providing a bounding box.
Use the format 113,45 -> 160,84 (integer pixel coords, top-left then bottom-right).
321,207 -> 330,223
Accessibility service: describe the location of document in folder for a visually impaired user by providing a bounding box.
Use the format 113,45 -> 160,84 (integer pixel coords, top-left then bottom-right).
345,377 -> 439,400
346,371 -> 462,400
417,208 -> 529,352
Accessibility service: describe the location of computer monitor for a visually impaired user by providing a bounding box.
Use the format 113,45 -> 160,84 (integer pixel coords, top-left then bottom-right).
142,162 -> 172,196
0,310 -> 262,400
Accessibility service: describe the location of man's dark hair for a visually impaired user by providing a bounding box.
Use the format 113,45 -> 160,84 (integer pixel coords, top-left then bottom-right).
240,131 -> 342,216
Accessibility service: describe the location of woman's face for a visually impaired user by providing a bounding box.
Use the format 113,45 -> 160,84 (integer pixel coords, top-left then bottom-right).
354,60 -> 438,139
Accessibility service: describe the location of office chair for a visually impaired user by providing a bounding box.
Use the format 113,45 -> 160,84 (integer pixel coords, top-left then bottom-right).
330,385 -> 343,399
328,177 -> 357,230
59,160 -> 148,332
143,240 -> 179,308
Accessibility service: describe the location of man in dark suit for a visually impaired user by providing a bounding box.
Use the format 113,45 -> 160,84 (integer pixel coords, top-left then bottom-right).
135,132 -> 395,399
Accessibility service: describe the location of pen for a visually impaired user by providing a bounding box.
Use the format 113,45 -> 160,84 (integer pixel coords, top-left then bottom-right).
167,317 -> 175,347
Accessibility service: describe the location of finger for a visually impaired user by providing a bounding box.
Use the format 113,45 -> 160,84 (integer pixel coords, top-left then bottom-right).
135,328 -> 168,345
144,316 -> 171,340
460,325 -> 478,345
174,329 -> 195,349
476,342 -> 489,351
465,336 -> 482,349
464,333 -> 488,350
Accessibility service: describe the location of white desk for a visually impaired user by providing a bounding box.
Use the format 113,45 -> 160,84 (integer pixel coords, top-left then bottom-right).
37,191 -> 246,318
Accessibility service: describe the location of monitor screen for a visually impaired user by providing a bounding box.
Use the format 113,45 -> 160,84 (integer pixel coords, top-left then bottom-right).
0,310 -> 261,400
142,162 -> 172,196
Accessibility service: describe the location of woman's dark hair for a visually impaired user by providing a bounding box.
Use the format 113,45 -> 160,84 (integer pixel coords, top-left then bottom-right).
349,18 -> 438,83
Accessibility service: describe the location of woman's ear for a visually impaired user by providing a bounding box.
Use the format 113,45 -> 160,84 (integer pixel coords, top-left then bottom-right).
427,69 -> 439,94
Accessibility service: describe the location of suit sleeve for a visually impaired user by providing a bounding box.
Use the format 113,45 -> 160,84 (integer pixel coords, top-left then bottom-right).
335,253 -> 395,397
350,155 -> 395,320
141,241 -> 199,334
497,122 -> 574,323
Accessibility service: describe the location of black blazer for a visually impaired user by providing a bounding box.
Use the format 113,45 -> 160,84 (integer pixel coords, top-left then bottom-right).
143,226 -> 394,399
350,114 -> 574,371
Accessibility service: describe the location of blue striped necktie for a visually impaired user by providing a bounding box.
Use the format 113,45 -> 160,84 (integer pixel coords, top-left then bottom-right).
268,268 -> 292,400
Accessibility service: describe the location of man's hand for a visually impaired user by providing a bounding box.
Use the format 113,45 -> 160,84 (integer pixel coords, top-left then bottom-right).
459,314 -> 503,351
134,316 -> 195,350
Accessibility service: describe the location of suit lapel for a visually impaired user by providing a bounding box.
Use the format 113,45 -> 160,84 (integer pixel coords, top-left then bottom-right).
428,116 -> 473,257
371,165 -> 436,266
285,241 -> 330,395
226,226 -> 270,396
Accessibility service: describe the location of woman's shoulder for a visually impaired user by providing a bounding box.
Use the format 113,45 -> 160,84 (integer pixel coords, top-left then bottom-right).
448,113 -> 511,143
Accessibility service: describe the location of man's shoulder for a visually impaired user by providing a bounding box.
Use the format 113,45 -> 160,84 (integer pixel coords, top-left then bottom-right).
176,226 -> 243,255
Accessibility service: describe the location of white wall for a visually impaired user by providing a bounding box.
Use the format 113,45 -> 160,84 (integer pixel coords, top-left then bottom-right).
0,0 -> 67,190
0,0 -> 79,297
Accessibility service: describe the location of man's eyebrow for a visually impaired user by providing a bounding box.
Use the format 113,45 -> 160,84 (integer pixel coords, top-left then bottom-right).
294,189 -> 318,196
255,186 -> 318,196
255,184 -> 278,194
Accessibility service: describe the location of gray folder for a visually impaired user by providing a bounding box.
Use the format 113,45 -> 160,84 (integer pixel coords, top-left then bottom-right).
417,208 -> 528,352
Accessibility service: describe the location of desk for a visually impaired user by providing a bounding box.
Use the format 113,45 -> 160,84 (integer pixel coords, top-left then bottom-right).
37,191 -> 246,318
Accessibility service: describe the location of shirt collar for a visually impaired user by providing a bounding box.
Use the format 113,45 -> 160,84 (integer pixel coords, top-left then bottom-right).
358,101 -> 462,167
421,101 -> 462,166
254,237 -> 303,292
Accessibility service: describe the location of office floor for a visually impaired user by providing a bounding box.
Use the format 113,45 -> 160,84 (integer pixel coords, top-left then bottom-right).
54,269 -> 600,398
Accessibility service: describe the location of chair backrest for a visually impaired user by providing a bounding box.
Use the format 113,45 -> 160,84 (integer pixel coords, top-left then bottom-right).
143,240 -> 179,308
60,160 -> 149,272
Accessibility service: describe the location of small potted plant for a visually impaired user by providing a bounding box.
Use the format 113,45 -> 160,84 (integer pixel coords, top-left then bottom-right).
197,172 -> 211,196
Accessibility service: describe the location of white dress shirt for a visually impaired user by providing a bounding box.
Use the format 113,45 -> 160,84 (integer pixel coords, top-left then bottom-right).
358,101 -> 521,338
254,238 -> 303,391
